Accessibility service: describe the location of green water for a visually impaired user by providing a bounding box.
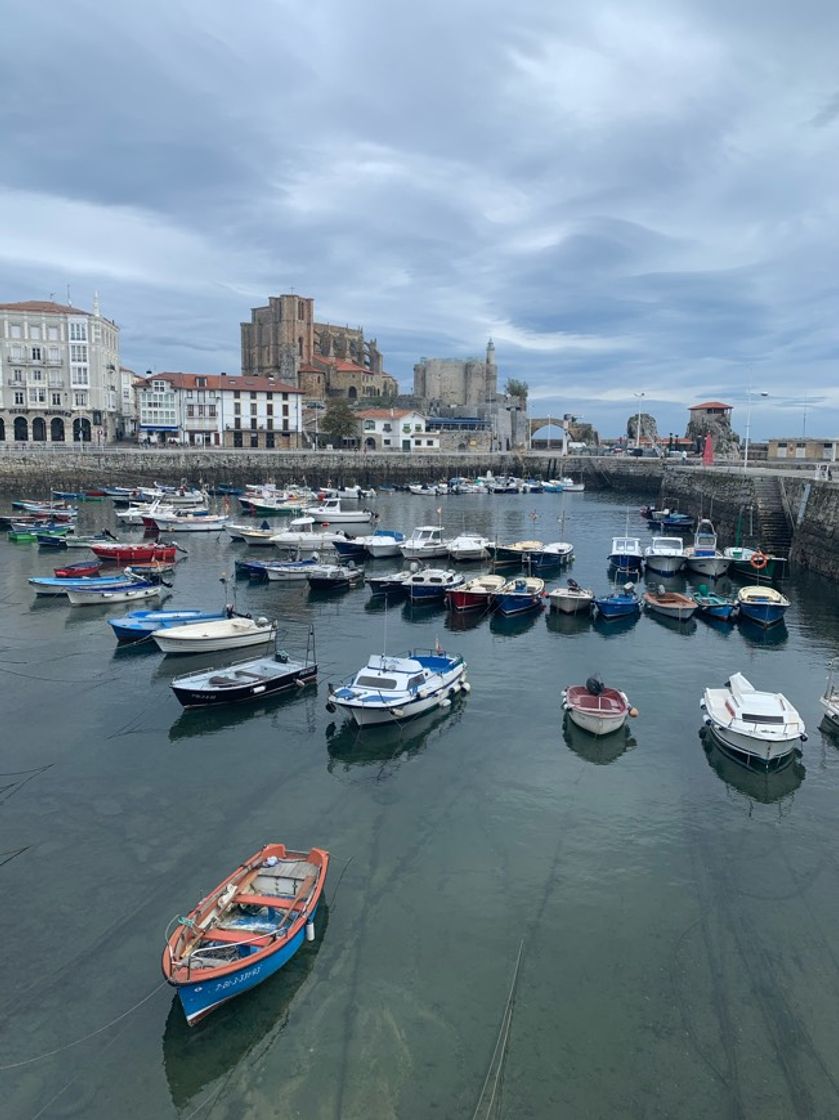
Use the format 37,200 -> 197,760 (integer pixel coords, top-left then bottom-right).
2,491 -> 839,1119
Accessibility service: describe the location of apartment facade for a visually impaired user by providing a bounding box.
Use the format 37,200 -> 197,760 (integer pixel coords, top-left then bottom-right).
0,298 -> 120,443
135,373 -> 303,448
356,408 -> 439,451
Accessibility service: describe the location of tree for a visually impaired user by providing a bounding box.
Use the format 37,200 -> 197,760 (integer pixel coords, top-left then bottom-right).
321,398 -> 359,446
505,378 -> 529,401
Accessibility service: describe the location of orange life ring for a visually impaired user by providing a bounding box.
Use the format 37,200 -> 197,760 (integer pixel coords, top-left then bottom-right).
750,550 -> 768,571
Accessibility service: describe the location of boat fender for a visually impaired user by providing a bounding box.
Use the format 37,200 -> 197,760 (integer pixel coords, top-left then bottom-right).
461,681 -> 471,693
305,919 -> 316,942
325,701 -> 337,713
629,707 -> 639,718
800,733 -> 808,742
750,550 -> 769,571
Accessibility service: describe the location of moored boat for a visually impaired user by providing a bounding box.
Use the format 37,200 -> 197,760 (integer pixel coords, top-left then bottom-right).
701,672 -> 806,768
491,538 -> 543,565
306,564 -> 364,590
162,843 -> 329,1025
304,498 -> 374,525
326,648 -> 468,726
684,519 -> 729,578
447,534 -> 492,562
109,608 -> 228,643
446,573 -> 506,612
723,546 -> 788,581
643,536 -> 685,575
693,590 -> 738,622
562,678 -> 636,736
592,583 -> 641,620
494,575 -> 546,616
607,536 -> 644,574
171,648 -> 317,708
736,585 -> 790,628
53,560 -> 102,579
520,541 -> 574,571
820,659 -> 839,732
399,526 -> 451,560
548,577 -> 594,614
642,587 -> 697,621
365,570 -> 414,598
152,616 -> 278,654
66,581 -> 165,607
406,567 -> 465,602
91,542 -> 179,564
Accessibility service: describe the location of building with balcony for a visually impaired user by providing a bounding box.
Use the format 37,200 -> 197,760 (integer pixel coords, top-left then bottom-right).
135,372 -> 303,448
356,408 -> 438,451
0,297 -> 120,443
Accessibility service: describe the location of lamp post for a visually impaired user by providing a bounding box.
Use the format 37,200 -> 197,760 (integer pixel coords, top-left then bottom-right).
743,387 -> 768,471
633,392 -> 645,449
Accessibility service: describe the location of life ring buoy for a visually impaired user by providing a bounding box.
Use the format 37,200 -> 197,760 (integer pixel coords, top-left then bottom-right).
750,550 -> 768,571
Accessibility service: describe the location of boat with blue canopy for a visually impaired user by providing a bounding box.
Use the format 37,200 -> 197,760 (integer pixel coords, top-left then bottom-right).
326,648 -> 469,726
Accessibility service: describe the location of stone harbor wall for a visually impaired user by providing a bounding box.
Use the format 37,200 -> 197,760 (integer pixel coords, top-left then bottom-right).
783,476 -> 839,578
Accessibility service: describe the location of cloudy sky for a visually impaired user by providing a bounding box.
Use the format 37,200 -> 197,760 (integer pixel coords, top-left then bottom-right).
3,0 -> 838,439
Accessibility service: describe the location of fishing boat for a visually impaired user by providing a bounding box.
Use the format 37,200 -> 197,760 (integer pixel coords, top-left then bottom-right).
494,575 -> 546,616
225,521 -> 270,543
520,541 -> 574,572
548,578 -> 594,614
162,843 -> 329,1025
270,517 -> 344,551
736,585 -> 790,627
446,573 -> 506,612
607,536 -> 644,575
152,616 -> 278,654
53,560 -> 102,578
723,546 -> 788,581
446,534 -> 492,562
557,476 -> 585,492
29,573 -> 142,597
684,519 -> 729,578
304,498 -> 374,525
360,530 -> 406,559
109,609 -> 229,643
148,510 -> 229,533
238,525 -> 282,546
406,568 -> 465,602
365,570 -> 414,598
66,581 -> 165,607
693,590 -> 738,622
326,648 -> 469,726
642,587 -> 697,621
643,537 -> 685,575
307,564 -> 364,590
819,659 -> 839,732
318,485 -> 376,501
562,678 -> 636,736
648,512 -> 695,532
171,645 -> 317,708
263,557 -> 324,582
138,484 -> 205,506
399,526 -> 451,560
701,672 -> 806,768
592,583 -> 641,620
9,524 -> 73,542
491,539 -> 543,565
91,542 -> 179,564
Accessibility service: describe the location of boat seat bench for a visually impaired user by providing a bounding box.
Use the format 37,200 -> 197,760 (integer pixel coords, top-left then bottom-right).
233,891 -> 310,910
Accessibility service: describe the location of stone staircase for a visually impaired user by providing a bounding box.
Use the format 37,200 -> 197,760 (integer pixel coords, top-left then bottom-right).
751,475 -> 793,555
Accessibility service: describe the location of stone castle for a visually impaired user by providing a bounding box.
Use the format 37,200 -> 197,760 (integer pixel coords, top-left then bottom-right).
413,340 -> 498,406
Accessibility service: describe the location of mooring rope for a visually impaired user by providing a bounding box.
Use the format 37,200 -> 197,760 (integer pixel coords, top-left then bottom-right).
470,938 -> 525,1120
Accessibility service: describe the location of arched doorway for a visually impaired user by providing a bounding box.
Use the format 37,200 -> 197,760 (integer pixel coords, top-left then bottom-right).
0,418 -> 5,441
51,418 -> 65,442
73,417 -> 92,442
364,437 -> 376,450
32,417 -> 46,441
347,385 -> 358,400
13,416 -> 28,441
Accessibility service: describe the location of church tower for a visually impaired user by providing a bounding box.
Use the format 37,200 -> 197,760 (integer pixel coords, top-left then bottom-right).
485,338 -> 497,399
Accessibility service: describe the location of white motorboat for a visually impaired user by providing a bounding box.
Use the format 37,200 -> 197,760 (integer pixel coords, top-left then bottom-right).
116,498 -> 208,526
263,556 -> 325,581
343,530 -> 404,559
238,525 -> 279,547
684,519 -> 729,578
149,511 -> 229,532
548,578 -> 595,614
304,498 -> 374,525
270,517 -> 344,551
562,679 -> 634,736
152,616 -> 278,654
326,649 -> 469,726
137,486 -> 206,506
307,564 -> 364,590
820,659 -> 839,732
66,582 -> 165,607
447,534 -> 492,561
701,672 -> 806,768
399,525 -> 451,560
557,477 -> 585,492
644,536 -> 686,575
319,485 -> 376,501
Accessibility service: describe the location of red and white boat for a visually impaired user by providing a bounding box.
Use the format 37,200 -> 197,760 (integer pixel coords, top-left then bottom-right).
91,542 -> 179,563
53,560 -> 102,578
446,573 -> 506,612
562,679 -> 637,737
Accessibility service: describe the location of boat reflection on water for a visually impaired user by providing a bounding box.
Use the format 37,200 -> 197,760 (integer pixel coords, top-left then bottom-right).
489,608 -> 543,638
737,617 -> 789,649
169,686 -> 318,743
545,610 -> 592,637
701,733 -> 805,807
562,713 -> 637,765
644,612 -> 697,636
325,699 -> 466,777
592,611 -> 640,639
444,608 -> 489,633
401,599 -> 446,623
162,904 -> 328,1112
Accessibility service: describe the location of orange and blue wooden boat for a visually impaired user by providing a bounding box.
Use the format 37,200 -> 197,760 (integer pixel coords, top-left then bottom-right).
162,843 -> 329,1025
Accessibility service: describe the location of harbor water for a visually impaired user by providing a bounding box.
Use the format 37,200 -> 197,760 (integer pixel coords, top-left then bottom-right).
2,489 -> 839,1119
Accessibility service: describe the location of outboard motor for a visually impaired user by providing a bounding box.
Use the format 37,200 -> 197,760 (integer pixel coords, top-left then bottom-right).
585,676 -> 604,696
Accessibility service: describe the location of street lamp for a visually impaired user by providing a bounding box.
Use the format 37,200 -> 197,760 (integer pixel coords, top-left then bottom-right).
743,387 -> 769,471
633,392 -> 645,449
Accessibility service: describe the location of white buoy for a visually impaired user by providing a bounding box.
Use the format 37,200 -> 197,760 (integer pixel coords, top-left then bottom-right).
305,920 -> 315,942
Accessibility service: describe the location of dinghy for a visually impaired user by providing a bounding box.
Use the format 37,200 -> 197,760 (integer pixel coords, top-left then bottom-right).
66,581 -> 165,606
642,587 -> 697,621
736,585 -> 790,628
152,616 -> 278,654
109,609 -> 228,643
446,573 -> 506,612
91,542 -> 179,564
163,843 -> 329,1025
171,648 -> 317,708
548,578 -> 594,614
306,564 -> 364,590
563,678 -> 636,737
494,575 -> 546,616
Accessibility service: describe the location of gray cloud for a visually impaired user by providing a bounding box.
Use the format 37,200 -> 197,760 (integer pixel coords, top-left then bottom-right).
2,0 -> 839,438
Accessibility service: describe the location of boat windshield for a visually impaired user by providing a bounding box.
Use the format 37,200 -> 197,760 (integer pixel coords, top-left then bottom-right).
741,712 -> 785,724
355,674 -> 399,689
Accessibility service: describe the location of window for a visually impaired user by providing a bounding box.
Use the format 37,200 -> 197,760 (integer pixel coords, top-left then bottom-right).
297,337 -> 303,357
14,390 -> 24,406
74,391 -> 88,407
233,390 -> 240,399
196,377 -> 206,388
249,391 -> 257,400
250,418 -> 257,430
266,391 -> 273,400
31,346 -> 42,360
266,432 -> 275,448
10,324 -> 22,339
47,347 -> 60,362
69,322 -> 87,341
9,344 -> 22,359
426,440 -> 434,446
71,366 -> 89,386
49,373 -> 64,388
30,326 -> 42,340
196,405 -> 204,418
266,417 -> 273,430
364,420 -> 375,431
383,422 -> 392,432
28,387 -> 45,404
250,402 -> 257,415
383,438 -> 391,446
47,326 -> 59,341
297,300 -> 304,320
31,369 -> 43,381
250,432 -> 259,448
234,417 -> 241,430
208,405 -> 217,418
11,369 -> 23,382
266,403 -> 273,416
282,404 -> 289,417
70,344 -> 87,362
282,393 -> 288,402
234,402 -> 241,415
186,390 -> 194,399
186,405 -> 195,418
51,392 -> 62,406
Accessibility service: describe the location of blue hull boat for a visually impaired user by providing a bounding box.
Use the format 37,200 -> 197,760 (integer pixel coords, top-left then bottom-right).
235,558 -> 269,579
694,593 -> 738,622
332,538 -> 367,560
109,609 -> 227,643
593,589 -> 641,619
736,586 -> 790,628
495,575 -> 546,616
29,574 -> 142,596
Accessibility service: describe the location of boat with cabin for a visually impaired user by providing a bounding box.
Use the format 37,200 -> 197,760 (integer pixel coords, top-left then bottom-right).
304,498 -> 374,525
701,672 -> 806,769
447,534 -> 492,562
399,526 -> 451,560
326,648 -> 469,726
270,517 -> 345,552
684,519 -> 729,578
643,537 -> 685,575
607,536 -> 644,575
405,568 -> 465,602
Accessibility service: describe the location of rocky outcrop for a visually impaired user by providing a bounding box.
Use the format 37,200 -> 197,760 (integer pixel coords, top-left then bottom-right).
685,414 -> 740,461
626,412 -> 657,444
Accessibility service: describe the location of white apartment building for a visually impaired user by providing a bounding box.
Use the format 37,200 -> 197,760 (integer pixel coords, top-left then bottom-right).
135,372 -> 303,448
0,298 -> 120,444
356,408 -> 439,451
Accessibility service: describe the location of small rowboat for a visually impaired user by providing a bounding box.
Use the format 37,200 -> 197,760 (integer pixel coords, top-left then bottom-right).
736,585 -> 790,628
642,588 -> 697,621
693,590 -> 738,622
163,843 -> 330,1025
494,575 -> 545,616
53,560 -> 102,578
170,650 -> 317,708
152,616 -> 277,654
91,542 -> 179,563
66,581 -> 165,607
109,609 -> 228,643
446,573 -> 506,612
548,578 -> 594,614
562,679 -> 637,737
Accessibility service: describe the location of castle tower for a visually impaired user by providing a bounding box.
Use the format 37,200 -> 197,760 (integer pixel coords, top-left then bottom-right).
485,338 -> 497,399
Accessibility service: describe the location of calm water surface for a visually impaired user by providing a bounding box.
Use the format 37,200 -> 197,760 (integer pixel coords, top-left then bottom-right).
2,490 -> 839,1119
